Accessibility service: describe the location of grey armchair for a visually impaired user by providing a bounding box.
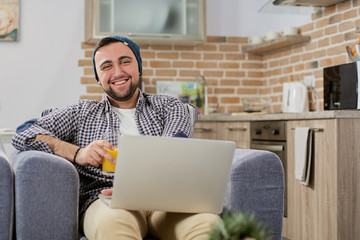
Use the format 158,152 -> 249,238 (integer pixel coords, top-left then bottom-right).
10,148 -> 284,240
0,139 -> 14,240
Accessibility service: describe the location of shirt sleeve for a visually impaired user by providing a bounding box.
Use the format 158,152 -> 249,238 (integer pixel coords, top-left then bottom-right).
161,97 -> 192,138
11,104 -> 80,153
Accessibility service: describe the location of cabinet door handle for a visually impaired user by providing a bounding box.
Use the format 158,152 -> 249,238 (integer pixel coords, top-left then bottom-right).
194,127 -> 213,132
227,127 -> 247,132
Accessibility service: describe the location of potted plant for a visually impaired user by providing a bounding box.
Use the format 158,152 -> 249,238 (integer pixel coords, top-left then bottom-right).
208,212 -> 271,240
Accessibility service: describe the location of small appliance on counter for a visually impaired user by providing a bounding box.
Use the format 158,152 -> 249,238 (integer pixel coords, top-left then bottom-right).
323,62 -> 360,110
282,82 -> 309,113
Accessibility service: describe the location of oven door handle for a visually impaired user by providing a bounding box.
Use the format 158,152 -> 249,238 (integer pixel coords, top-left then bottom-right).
251,144 -> 284,152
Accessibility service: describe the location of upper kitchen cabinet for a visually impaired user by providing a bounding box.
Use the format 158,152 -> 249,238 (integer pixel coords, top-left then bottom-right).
85,0 -> 206,45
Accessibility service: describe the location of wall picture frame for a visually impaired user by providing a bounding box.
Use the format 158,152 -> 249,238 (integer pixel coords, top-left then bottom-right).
0,0 -> 19,41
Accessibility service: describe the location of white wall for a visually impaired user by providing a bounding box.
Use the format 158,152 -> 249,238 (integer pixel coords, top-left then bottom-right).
0,0 -> 85,129
0,0 -> 311,129
206,0 -> 312,37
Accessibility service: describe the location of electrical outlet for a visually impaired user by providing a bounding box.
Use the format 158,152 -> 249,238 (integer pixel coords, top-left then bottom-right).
304,75 -> 315,88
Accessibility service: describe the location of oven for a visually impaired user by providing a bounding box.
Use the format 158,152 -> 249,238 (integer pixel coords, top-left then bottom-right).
250,121 -> 287,217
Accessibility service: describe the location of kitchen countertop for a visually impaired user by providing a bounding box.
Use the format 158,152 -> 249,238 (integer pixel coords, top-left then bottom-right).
198,110 -> 360,122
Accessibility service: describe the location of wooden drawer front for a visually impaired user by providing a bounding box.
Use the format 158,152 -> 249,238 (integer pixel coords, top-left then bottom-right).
193,122 -> 217,140
217,122 -> 250,143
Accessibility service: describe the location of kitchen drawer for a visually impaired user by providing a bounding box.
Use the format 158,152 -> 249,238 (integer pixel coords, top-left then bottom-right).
193,122 -> 217,140
217,122 -> 250,144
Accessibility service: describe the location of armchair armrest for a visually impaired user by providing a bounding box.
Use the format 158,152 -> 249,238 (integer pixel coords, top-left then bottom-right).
11,150 -> 79,240
0,150 -> 14,240
223,148 -> 284,240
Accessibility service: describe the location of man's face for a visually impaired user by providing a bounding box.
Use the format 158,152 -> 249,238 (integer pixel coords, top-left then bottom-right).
94,42 -> 140,104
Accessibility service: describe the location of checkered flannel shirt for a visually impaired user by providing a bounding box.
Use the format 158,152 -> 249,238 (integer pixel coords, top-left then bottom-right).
12,91 -> 192,217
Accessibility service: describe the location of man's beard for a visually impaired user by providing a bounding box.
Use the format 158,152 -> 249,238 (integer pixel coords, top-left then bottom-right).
104,80 -> 138,102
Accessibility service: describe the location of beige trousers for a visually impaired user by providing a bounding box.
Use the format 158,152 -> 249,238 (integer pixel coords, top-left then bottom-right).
83,199 -> 220,240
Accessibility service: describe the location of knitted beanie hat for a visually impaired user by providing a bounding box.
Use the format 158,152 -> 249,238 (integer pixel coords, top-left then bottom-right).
92,35 -> 142,81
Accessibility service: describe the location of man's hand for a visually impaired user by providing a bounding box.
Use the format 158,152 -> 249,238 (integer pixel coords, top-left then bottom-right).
101,188 -> 113,196
75,140 -> 116,167
34,135 -> 116,167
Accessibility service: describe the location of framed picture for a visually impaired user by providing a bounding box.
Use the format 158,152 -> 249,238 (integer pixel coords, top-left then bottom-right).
156,81 -> 205,115
0,0 -> 19,41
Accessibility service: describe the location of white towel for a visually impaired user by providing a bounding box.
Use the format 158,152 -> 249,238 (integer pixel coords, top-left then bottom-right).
294,127 -> 313,186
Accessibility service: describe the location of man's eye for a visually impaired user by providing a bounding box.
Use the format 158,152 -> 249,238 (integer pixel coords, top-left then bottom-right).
101,65 -> 111,70
120,60 -> 131,65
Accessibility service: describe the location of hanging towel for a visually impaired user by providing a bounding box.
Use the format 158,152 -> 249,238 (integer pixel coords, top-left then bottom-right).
294,127 -> 313,186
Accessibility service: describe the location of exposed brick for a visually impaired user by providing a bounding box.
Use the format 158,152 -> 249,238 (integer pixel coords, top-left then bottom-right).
242,80 -> 263,86
179,70 -> 201,77
84,67 -> 94,75
174,45 -> 195,51
318,38 -> 330,48
301,23 -> 314,33
227,37 -> 247,43
343,9 -> 358,19
237,88 -> 258,94
220,97 -> 240,104
219,62 -> 240,69
203,71 -> 224,77
203,53 -> 224,60
87,85 -> 103,93
248,71 -> 263,78
157,52 -> 179,59
339,20 -> 355,32
324,25 -> 338,35
332,54 -> 348,65
294,63 -> 305,71
225,53 -> 245,61
225,71 -> 245,78
81,77 -> 96,84
78,59 -> 92,67
141,51 -> 156,59
151,45 -> 172,51
214,88 -> 235,94
81,42 -> 96,50
316,18 -> 328,29
155,69 -> 177,76
219,45 -> 240,52
221,79 -> 240,86
149,61 -> 171,68
344,31 -> 358,41
329,13 -> 343,25
85,50 -> 93,58
172,61 -> 194,68
338,0 -> 352,12
331,33 -> 344,44
195,44 -> 217,51
324,5 -> 336,16
242,62 -> 263,69
206,36 -> 226,43
180,53 -> 201,60
196,62 -> 218,68
319,58 -> 333,67
142,69 -> 154,76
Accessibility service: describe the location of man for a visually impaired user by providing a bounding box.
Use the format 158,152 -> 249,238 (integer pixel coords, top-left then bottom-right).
12,35 -> 220,240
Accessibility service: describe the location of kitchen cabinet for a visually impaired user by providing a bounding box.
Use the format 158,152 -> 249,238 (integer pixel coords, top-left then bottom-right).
243,35 -> 311,55
284,119 -> 360,240
194,121 -> 250,148
84,0 -> 206,45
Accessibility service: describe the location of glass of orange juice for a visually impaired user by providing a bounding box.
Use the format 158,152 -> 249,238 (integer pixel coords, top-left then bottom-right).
101,130 -> 119,172
102,148 -> 118,172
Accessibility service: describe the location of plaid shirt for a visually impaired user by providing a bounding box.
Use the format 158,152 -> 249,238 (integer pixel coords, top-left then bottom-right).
12,91 -> 192,217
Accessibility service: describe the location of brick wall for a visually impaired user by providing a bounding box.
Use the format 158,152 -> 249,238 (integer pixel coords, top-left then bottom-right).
79,0 -> 360,113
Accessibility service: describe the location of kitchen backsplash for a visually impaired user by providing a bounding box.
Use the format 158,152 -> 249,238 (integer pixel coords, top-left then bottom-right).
78,0 -> 359,113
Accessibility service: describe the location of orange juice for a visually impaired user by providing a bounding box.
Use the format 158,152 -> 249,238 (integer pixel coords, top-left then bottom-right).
102,148 -> 118,172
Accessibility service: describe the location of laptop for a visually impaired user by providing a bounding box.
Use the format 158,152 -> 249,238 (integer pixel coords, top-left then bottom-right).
99,135 -> 235,214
